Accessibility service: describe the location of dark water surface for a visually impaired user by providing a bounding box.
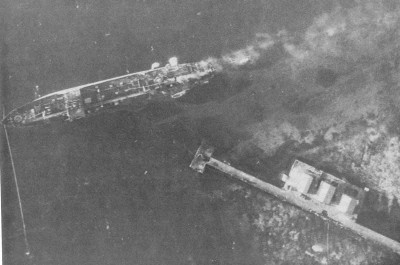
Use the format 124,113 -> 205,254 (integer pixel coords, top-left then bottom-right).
2,0 -> 400,265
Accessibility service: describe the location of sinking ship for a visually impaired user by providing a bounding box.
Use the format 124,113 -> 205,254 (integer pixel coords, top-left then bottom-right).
2,58 -> 215,127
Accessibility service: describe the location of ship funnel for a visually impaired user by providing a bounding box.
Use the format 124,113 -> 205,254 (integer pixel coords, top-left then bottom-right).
34,85 -> 41,99
168,57 -> 178,67
151,62 -> 160,69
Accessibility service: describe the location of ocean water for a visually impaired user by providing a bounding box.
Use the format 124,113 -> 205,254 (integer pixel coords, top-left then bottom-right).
2,0 -> 400,264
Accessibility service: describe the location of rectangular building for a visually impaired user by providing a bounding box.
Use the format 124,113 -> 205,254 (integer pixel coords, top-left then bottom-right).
283,161 -> 315,194
315,181 -> 336,204
336,194 -> 359,215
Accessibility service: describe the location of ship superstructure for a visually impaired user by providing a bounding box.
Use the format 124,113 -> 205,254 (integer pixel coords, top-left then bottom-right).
2,58 -> 215,127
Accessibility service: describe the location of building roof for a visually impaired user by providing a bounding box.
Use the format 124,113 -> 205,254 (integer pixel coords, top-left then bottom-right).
286,170 -> 313,194
315,181 -> 336,204
337,194 -> 358,215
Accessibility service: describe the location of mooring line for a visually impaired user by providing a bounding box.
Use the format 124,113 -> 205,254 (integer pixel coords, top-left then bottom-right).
3,125 -> 31,256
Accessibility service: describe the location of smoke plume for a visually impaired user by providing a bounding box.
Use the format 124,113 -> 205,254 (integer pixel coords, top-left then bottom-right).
284,1 -> 400,73
202,33 -> 276,71
201,1 -> 400,75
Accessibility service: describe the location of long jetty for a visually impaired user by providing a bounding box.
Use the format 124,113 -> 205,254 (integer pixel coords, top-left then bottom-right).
189,143 -> 400,255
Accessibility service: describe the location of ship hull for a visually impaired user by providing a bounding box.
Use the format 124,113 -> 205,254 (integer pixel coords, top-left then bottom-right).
2,61 -> 215,127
